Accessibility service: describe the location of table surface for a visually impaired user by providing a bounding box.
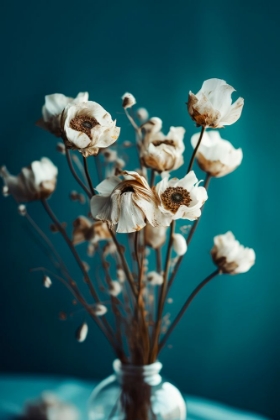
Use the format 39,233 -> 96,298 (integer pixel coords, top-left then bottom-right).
0,375 -> 271,420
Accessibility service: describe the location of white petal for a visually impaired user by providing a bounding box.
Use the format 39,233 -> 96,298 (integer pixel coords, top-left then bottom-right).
95,176 -> 121,196
177,171 -> 198,190
219,97 -> 244,125
117,193 -> 145,233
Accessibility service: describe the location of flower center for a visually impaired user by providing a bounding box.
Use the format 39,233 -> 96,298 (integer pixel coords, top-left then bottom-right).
153,139 -> 175,147
69,115 -> 99,140
161,186 -> 191,212
121,186 -> 135,194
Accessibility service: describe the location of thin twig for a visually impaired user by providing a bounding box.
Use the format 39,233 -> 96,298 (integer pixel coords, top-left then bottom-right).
83,156 -> 95,196
159,269 -> 221,352
65,148 -> 91,198
187,126 -> 205,173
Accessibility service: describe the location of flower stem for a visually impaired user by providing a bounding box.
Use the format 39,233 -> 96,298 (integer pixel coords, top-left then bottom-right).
187,126 -> 205,173
83,156 -> 95,196
65,148 -> 91,198
158,269 -> 221,352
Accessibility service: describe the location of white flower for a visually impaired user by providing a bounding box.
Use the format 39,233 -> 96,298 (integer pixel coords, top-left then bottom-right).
109,281 -> 122,296
72,217 -> 111,245
43,275 -> 52,288
172,233 -> 187,256
90,171 -> 169,233
39,91 -> 88,136
191,131 -> 243,177
92,303 -> 107,316
62,101 -> 120,157
154,171 -> 208,221
141,117 -> 162,134
142,126 -> 186,172
122,92 -> 136,109
144,225 -> 167,249
136,107 -> 149,122
147,271 -> 164,286
76,322 -> 88,342
1,158 -> 58,202
188,78 -> 244,128
211,231 -> 255,274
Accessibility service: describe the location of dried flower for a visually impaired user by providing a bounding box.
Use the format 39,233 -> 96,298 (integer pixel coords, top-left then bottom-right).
43,275 -> 52,288
154,171 -> 208,221
72,217 -> 111,245
141,117 -> 162,134
91,171 -> 169,233
122,92 -> 136,109
2,185 -> 9,197
39,91 -> 88,136
172,233 -> 187,256
102,148 -> 118,162
92,303 -> 107,316
188,78 -> 244,128
76,322 -> 88,342
211,231 -> 255,274
144,225 -> 167,249
103,241 -> 117,257
142,126 -> 185,172
191,130 -> 243,177
136,107 -> 149,122
18,204 -> 27,216
62,101 -> 120,157
23,392 -> 79,420
147,271 -> 164,286
109,281 -> 122,296
1,158 -> 58,202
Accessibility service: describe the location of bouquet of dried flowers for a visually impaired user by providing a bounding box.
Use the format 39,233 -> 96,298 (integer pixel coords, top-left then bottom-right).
1,78 -> 255,418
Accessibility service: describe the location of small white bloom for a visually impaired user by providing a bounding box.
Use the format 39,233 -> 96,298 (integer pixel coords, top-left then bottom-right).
188,78 -> 244,128
24,392 -> 79,420
141,117 -> 162,134
1,158 -> 58,202
2,185 -> 9,197
154,171 -> 208,221
136,107 -> 149,122
62,101 -> 120,157
122,92 -> 136,109
191,131 -> 243,177
109,281 -> 122,296
39,91 -> 88,136
76,322 -> 88,342
144,225 -> 167,249
211,231 -> 255,274
117,268 -> 126,283
142,126 -> 186,172
18,204 -> 27,216
43,275 -> 52,288
172,233 -> 187,256
91,171 -> 169,233
92,303 -> 107,316
72,217 -> 111,245
147,271 -> 164,286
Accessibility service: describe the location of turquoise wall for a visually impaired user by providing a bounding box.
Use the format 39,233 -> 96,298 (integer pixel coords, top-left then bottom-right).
0,1 -> 279,419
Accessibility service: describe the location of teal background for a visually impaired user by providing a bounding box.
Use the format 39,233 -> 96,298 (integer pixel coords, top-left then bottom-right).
0,1 -> 279,419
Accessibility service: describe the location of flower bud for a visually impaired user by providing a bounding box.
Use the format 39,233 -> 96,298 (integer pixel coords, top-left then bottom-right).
144,225 -> 167,249
76,322 -> 88,342
18,204 -> 27,216
136,107 -> 149,122
147,271 -> 163,286
117,268 -> 126,283
2,185 -> 9,197
43,275 -> 52,288
172,233 -> 187,256
92,303 -> 107,316
122,92 -> 136,109
109,281 -> 122,296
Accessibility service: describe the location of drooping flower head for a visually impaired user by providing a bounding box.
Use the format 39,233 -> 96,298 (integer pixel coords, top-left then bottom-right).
62,101 -> 120,157
191,131 -> 243,177
72,217 -> 111,245
154,171 -> 208,221
188,78 -> 244,128
142,126 -> 186,172
1,158 -> 58,202
91,171 -> 169,233
211,231 -> 255,274
39,92 -> 89,136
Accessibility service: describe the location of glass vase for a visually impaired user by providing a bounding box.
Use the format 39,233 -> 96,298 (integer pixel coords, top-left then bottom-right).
88,359 -> 187,420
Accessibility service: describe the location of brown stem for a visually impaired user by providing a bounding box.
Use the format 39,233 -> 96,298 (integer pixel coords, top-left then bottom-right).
83,156 -> 95,196
65,148 -> 91,198
187,126 -> 205,173
159,269 -> 221,352
156,248 -> 162,274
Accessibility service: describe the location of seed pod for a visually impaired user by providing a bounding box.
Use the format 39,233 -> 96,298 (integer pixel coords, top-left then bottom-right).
122,92 -> 136,109
43,275 -> 52,288
76,322 -> 88,342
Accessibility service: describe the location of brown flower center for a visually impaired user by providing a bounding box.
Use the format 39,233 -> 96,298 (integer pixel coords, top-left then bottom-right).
161,186 -> 191,212
121,186 -> 135,194
152,139 -> 175,147
69,115 -> 99,140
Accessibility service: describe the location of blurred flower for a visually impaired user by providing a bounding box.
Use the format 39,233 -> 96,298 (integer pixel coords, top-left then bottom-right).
109,281 -> 122,296
117,268 -> 126,283
1,158 -> 58,202
136,107 -> 149,122
211,231 -> 255,274
56,142 -> 66,154
72,217 -> 111,245
39,91 -> 88,137
103,241 -> 117,257
188,78 -> 244,128
62,101 -> 120,157
92,303 -> 107,316
18,204 -> 27,216
154,171 -> 207,221
141,117 -> 162,134
91,171 -> 169,233
76,322 -> 88,342
172,233 -> 187,256
43,275 -> 52,288
191,131 -> 243,177
23,392 -> 79,420
144,225 -> 167,249
122,92 -> 136,109
142,126 -> 185,172
102,148 -> 118,162
147,271 -> 164,286
2,185 -> 9,197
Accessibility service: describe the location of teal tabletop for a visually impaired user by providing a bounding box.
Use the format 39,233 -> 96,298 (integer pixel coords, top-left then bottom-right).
0,375 -> 271,420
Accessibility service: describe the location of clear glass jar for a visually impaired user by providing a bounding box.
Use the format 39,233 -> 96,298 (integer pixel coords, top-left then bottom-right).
88,359 -> 187,420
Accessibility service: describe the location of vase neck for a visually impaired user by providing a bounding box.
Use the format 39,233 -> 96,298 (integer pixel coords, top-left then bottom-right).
113,359 -> 162,386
